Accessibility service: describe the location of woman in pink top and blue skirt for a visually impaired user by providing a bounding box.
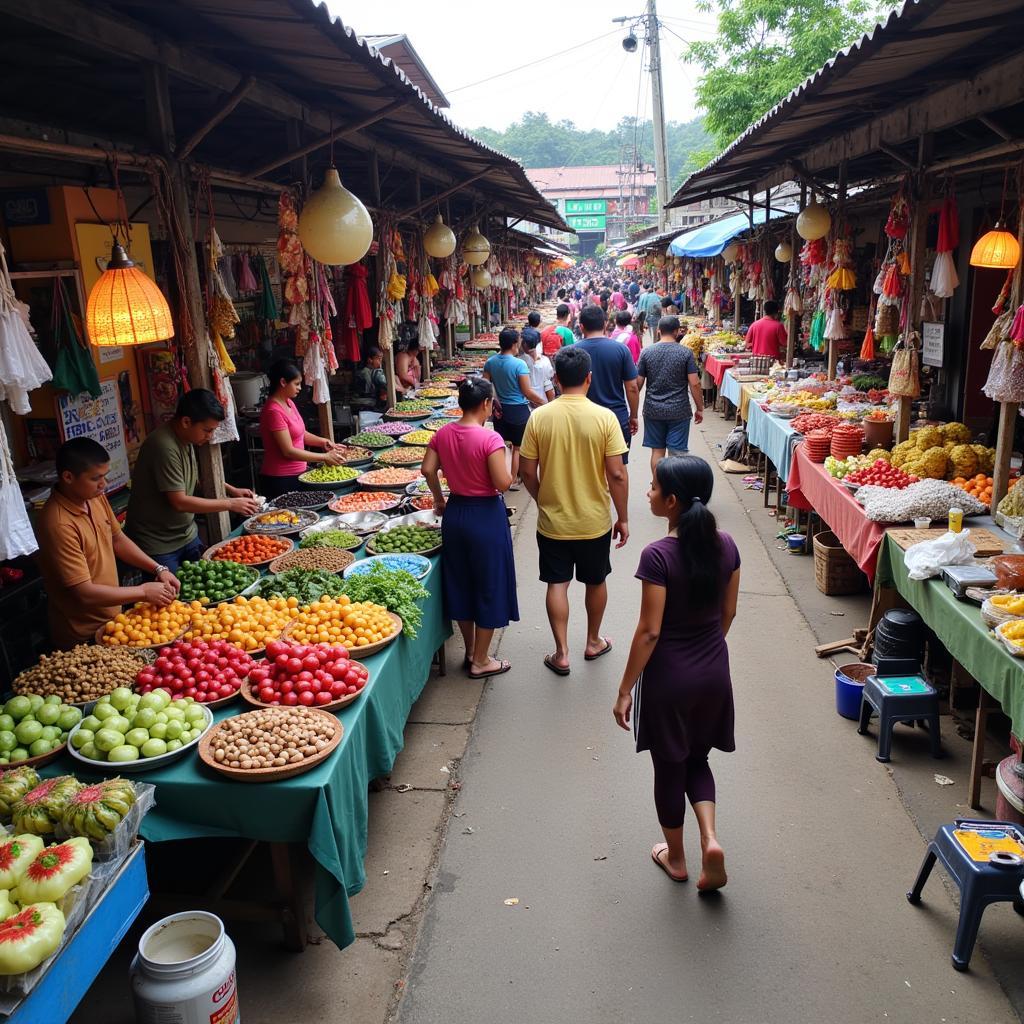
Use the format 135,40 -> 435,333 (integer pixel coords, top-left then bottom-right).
422,379 -> 518,679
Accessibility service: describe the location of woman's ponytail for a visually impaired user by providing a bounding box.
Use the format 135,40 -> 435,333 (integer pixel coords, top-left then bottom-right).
655,456 -> 723,609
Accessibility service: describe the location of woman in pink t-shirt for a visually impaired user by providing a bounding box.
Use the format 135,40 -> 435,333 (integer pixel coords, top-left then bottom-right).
422,378 -> 517,680
258,359 -> 344,498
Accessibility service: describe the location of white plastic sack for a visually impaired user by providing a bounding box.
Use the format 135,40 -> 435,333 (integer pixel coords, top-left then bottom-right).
0,415 -> 37,560
905,530 -> 977,580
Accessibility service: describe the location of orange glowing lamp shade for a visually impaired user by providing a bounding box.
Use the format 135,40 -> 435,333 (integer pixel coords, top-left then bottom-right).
970,222 -> 1021,269
85,243 -> 174,346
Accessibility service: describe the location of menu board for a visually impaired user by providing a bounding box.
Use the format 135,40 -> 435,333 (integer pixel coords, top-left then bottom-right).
57,378 -> 130,492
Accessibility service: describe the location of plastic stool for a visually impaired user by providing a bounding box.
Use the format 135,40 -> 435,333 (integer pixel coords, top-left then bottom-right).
857,666 -> 941,763
907,819 -> 1024,970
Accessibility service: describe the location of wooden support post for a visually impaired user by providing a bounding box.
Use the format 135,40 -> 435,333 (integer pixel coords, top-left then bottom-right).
143,63 -> 229,541
992,207 -> 1024,507
786,183 -> 806,368
969,690 -> 996,810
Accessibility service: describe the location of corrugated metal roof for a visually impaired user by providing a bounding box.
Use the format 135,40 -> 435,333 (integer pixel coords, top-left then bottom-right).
667,0 -> 1024,208
360,33 -> 450,109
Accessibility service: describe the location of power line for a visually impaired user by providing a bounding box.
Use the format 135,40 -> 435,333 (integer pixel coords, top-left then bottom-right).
446,29 -> 621,94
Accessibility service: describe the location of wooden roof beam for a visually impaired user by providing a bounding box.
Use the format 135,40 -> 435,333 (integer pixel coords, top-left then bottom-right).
177,74 -> 255,160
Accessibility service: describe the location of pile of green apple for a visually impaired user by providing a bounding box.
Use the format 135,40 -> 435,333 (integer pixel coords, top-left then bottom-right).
70,687 -> 209,764
0,695 -> 82,765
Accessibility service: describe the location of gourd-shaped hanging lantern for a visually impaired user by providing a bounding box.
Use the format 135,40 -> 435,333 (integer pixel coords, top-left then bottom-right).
462,224 -> 491,266
423,214 -> 457,259
297,168 -> 373,265
796,200 -> 831,241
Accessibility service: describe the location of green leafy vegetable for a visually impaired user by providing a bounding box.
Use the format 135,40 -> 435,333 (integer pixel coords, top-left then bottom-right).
299,530 -> 361,550
255,569 -> 347,604
339,564 -> 428,638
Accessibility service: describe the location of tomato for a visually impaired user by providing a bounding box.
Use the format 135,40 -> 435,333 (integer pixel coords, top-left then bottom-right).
275,653 -> 290,669
154,657 -> 171,673
314,691 -> 332,705
346,685 -> 358,694
266,640 -> 288,660
280,680 -> 294,694
196,691 -> 208,703
184,686 -> 197,698
286,658 -> 303,675
297,691 -> 315,707
328,662 -> 348,680
137,670 -> 155,687
249,668 -> 269,684
282,692 -> 299,706
329,681 -> 345,698
259,686 -> 276,702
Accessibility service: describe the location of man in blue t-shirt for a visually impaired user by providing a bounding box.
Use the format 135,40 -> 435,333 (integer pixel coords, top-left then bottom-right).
483,328 -> 545,489
575,305 -> 639,463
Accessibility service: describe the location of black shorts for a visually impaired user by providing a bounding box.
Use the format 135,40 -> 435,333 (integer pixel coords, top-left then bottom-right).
494,404 -> 530,447
537,530 -> 612,586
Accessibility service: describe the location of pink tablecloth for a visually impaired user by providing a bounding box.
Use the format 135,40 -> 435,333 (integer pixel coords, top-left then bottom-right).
786,442 -> 886,583
704,354 -> 737,387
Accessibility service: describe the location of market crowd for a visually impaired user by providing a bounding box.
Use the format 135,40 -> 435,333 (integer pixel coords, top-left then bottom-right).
38,274 -> 737,892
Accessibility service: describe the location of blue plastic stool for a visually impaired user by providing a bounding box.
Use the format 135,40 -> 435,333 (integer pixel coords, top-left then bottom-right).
907,819 -> 1024,971
857,658 -> 941,763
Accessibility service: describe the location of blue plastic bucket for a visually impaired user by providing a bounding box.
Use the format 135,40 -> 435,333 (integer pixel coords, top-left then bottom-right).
835,663 -> 873,720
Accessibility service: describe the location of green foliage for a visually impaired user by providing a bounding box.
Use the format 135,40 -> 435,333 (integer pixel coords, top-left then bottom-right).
685,0 -> 902,152
594,243 -> 608,258
471,112 -> 712,185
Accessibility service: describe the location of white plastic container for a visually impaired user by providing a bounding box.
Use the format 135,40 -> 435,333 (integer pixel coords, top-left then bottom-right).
130,911 -> 239,1024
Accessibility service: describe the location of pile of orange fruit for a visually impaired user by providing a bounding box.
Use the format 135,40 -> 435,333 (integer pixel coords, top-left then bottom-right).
286,595 -> 396,649
185,596 -> 297,652
211,535 -> 291,564
99,600 -> 193,647
951,474 -> 994,506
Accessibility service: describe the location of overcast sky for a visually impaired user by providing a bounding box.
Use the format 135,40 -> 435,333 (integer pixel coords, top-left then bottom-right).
329,1 -> 719,132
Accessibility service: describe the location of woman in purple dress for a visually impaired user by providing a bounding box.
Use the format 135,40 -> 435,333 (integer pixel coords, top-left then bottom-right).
613,456 -> 740,890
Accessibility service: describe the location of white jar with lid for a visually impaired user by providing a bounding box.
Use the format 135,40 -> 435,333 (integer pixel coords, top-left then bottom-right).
130,911 -> 239,1024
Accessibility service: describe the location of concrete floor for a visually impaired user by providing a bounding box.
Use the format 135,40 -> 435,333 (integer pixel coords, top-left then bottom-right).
398,419 -> 1022,1024
69,411 -> 1023,1024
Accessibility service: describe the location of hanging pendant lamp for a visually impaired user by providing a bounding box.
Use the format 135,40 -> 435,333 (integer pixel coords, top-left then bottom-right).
423,213 -> 457,259
970,221 -> 1021,269
796,200 -> 831,241
298,167 -> 373,266
471,267 -> 492,289
462,224 -> 490,266
85,242 -> 174,347
775,241 -> 793,263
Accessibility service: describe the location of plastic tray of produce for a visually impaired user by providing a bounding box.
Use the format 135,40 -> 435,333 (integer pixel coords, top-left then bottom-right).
994,510 -> 1024,539
55,782 -> 155,863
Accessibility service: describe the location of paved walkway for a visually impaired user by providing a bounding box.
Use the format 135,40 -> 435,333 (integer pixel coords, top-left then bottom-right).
400,422 -> 1019,1024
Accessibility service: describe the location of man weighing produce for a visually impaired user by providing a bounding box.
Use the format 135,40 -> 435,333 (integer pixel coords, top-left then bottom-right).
126,389 -> 260,570
36,438 -> 181,650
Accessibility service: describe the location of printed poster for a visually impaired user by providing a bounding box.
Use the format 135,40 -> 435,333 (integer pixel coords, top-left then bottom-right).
57,378 -> 130,492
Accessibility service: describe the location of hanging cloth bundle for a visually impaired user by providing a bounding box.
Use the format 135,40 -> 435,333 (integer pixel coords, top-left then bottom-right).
889,333 -> 921,399
51,277 -> 100,397
236,252 -> 258,294
860,297 -> 877,361
340,263 -> 372,362
808,308 -> 827,352
0,241 -> 52,414
0,414 -> 37,560
931,191 -> 960,299
254,253 -> 279,323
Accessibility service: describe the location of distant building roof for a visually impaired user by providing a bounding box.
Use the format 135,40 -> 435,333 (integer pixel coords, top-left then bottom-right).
361,33 -> 450,108
525,165 -> 657,198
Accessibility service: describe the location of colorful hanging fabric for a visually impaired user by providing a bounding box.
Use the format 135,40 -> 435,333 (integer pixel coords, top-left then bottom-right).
236,252 -> 258,293
254,254 -> 279,323
277,192 -> 308,310
931,191 -> 960,299
808,308 -> 827,351
859,324 -> 876,361
1010,303 -> 1024,349
340,263 -> 372,362
885,181 -> 911,239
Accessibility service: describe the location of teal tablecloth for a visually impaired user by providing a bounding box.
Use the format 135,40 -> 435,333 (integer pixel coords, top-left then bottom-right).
876,536 -> 1024,737
52,558 -> 449,950
746,398 -> 802,483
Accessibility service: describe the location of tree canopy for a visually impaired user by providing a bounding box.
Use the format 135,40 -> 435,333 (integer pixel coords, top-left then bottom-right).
470,112 -> 712,189
685,0 -> 903,151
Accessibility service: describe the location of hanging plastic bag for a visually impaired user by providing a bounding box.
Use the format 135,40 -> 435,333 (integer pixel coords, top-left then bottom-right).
889,337 -> 921,398
51,279 -> 100,398
0,242 -> 51,415
0,416 -> 37,560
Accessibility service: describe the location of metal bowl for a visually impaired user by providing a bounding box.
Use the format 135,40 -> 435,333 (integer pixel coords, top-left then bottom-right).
379,509 -> 442,530
333,510 -> 389,534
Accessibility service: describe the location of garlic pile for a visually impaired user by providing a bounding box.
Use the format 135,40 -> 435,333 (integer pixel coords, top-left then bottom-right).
856,479 -> 987,523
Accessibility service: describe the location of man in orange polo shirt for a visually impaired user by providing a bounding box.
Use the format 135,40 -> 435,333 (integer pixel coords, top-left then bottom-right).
35,438 -> 180,649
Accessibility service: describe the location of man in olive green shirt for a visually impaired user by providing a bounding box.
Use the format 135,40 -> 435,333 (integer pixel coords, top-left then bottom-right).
126,389 -> 259,571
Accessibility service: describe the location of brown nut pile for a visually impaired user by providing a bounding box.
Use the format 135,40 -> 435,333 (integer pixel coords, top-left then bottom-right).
13,645 -> 149,703
209,708 -> 337,769
269,548 -> 355,573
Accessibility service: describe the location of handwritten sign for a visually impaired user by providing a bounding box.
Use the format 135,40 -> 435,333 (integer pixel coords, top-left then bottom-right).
922,322 -> 944,368
57,379 -> 129,492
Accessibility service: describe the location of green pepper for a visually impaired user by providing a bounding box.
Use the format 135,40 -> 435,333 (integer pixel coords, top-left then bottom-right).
12,837 -> 92,905
0,835 -> 43,890
0,903 -> 65,974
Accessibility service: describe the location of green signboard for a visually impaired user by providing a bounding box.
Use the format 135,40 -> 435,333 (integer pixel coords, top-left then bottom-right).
567,214 -> 606,231
565,199 -> 607,215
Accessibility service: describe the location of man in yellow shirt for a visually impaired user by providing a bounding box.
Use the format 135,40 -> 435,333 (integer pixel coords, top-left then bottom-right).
520,346 -> 629,676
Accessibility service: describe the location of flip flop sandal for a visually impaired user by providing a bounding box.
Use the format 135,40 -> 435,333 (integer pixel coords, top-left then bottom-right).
468,659 -> 512,680
651,844 -> 688,883
584,638 -> 613,661
543,655 -> 570,677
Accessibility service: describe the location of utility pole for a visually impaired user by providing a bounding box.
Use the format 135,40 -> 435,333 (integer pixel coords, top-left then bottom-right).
616,2 -> 670,232
646,0 -> 670,231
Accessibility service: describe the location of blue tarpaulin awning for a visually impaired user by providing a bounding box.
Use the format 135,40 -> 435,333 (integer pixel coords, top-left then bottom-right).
669,207 -> 797,258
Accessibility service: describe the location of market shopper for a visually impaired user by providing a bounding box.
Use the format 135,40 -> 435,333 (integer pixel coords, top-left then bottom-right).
36,438 -> 182,650
541,304 -> 575,355
521,311 -> 542,351
125,389 -> 260,571
746,299 -> 788,361
483,328 -> 545,489
355,346 -> 388,412
259,359 -> 345,499
520,331 -> 556,406
520,346 -> 629,676
636,316 -> 704,475
637,283 -> 664,344
395,339 -> 422,392
576,305 -> 640,462
423,378 -> 517,680
611,310 -> 642,364
612,456 -> 739,891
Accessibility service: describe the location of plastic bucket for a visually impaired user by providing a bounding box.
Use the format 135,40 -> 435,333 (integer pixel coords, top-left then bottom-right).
835,663 -> 873,720
787,534 -> 807,553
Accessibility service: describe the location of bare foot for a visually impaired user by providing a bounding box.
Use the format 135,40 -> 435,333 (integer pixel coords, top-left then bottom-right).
651,843 -> 688,882
697,838 -> 727,892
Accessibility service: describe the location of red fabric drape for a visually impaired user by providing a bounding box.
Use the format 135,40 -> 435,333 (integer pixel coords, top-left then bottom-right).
937,195 -> 960,253
341,263 -> 373,362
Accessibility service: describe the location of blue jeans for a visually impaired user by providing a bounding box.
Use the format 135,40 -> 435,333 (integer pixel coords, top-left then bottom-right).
643,417 -> 691,453
157,536 -> 205,574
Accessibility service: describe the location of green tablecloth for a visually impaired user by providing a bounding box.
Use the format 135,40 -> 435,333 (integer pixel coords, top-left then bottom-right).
51,558 -> 449,951
876,535 -> 1024,737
